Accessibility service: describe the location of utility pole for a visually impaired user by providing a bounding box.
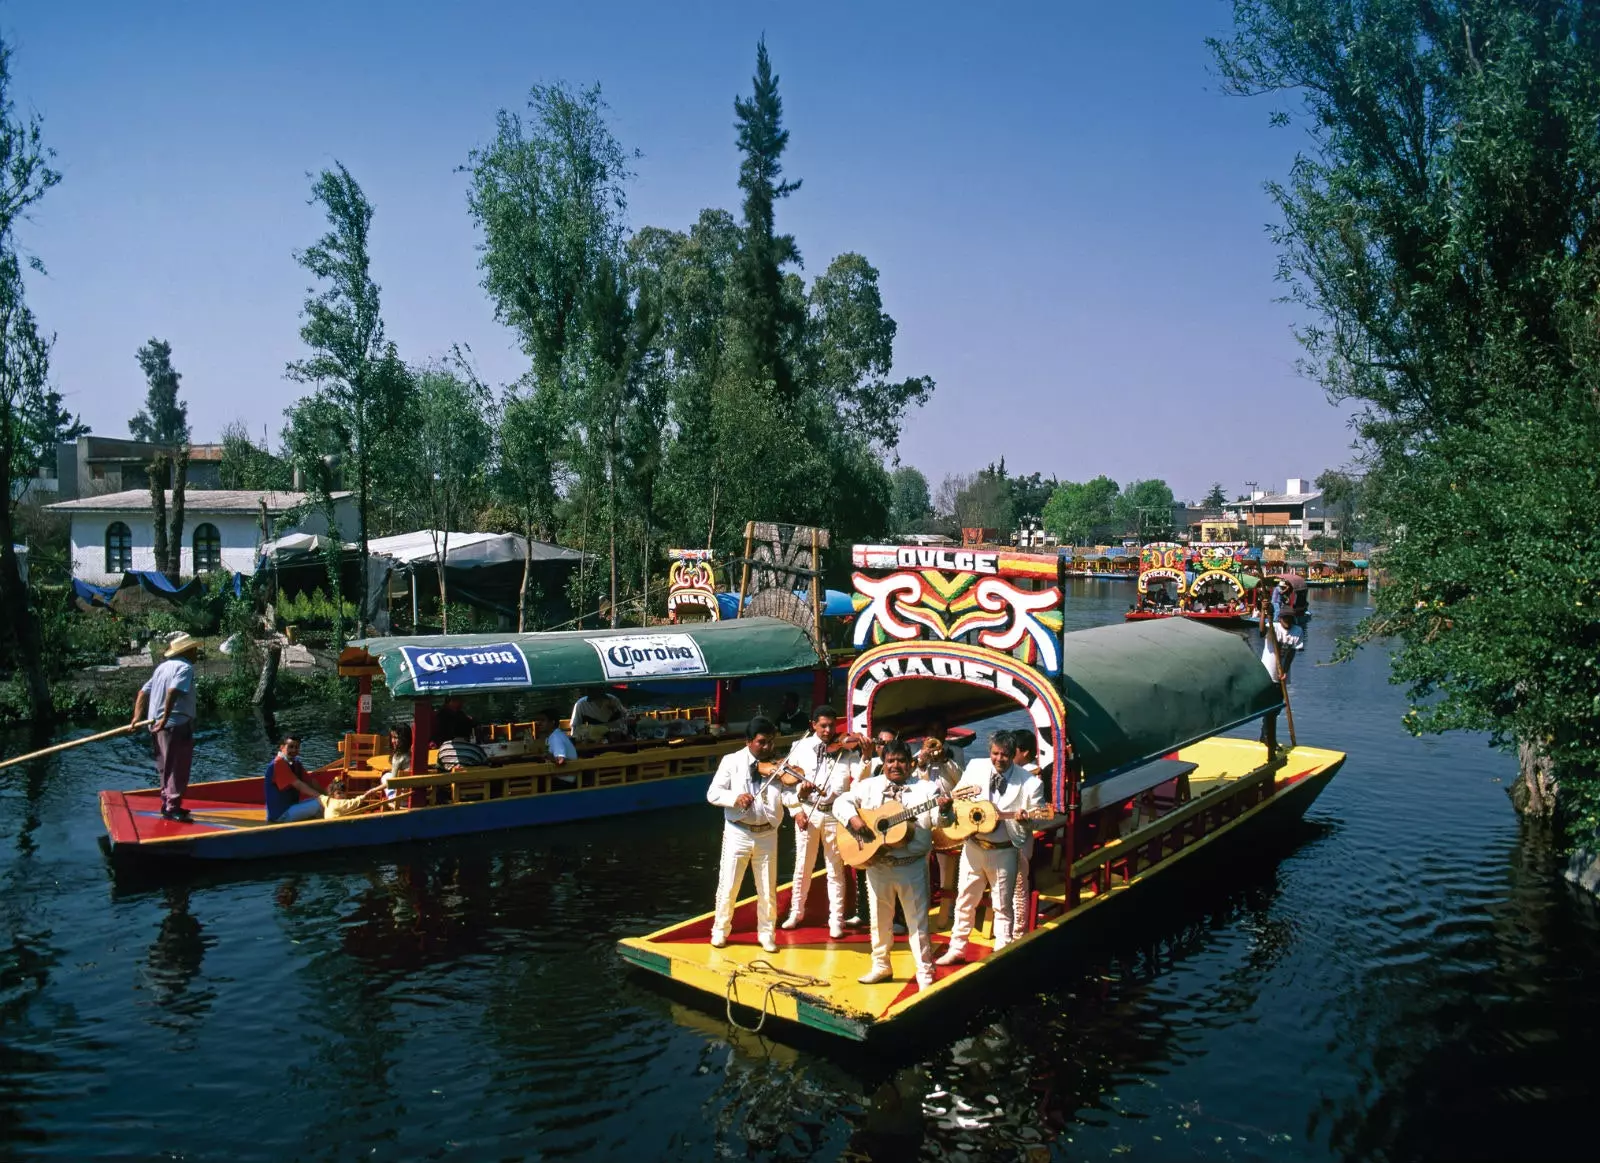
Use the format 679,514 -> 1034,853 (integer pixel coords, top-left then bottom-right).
1243,480 -> 1258,547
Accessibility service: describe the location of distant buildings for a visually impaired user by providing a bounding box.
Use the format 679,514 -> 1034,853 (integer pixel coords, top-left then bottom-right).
22,436 -> 224,503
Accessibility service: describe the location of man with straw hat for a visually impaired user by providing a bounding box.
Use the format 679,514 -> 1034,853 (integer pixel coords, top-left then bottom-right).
131,633 -> 202,822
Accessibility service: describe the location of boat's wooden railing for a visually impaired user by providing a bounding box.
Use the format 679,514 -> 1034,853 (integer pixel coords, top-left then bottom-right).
1066,757 -> 1283,906
378,733 -> 775,806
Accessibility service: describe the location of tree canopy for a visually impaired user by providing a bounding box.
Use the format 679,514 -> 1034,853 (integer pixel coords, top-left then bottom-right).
1214,0 -> 1600,835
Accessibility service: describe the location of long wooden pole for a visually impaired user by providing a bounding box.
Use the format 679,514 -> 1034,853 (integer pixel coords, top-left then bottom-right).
0,719 -> 155,770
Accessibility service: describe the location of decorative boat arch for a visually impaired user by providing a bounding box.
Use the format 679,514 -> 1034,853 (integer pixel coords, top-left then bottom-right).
846,639 -> 1071,806
1189,568 -> 1244,597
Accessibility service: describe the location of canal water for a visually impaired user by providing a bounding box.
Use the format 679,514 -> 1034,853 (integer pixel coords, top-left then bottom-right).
2,588 -> 1598,1161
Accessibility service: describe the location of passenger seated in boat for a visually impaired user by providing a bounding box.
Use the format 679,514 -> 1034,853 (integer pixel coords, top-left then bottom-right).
776,692 -> 809,736
531,709 -> 577,765
376,724 -> 412,800
570,688 -> 629,740
431,696 -> 477,745
265,735 -> 327,823
436,736 -> 489,772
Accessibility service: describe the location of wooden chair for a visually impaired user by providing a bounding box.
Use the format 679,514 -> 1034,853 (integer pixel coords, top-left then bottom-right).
339,733 -> 382,771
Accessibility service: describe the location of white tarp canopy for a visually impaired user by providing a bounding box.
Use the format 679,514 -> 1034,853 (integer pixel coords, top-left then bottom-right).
262,529 -> 586,634
262,530 -> 583,569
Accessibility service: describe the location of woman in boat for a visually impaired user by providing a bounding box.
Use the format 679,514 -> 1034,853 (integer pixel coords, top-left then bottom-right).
265,735 -> 327,823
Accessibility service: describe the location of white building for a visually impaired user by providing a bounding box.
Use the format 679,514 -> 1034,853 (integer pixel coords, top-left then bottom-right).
46,489 -> 356,584
1225,477 -> 1336,545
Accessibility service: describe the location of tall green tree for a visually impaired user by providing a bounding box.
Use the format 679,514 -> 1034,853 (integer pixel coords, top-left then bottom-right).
286,162 -> 410,632
1042,476 -> 1121,545
0,34 -> 61,726
129,338 -> 190,445
729,38 -> 803,407
465,81 -> 633,389
494,382 -> 565,630
1203,482 -> 1228,509
1116,478 -> 1176,540
1214,0 -> 1600,831
889,465 -> 932,533
406,363 -> 492,633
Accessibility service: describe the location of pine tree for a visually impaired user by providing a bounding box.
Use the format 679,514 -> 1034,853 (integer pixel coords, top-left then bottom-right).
729,38 -> 802,404
129,338 -> 190,446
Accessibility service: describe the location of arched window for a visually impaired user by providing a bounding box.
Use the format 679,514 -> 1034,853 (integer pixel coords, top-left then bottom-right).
105,521 -> 133,572
192,523 -> 222,574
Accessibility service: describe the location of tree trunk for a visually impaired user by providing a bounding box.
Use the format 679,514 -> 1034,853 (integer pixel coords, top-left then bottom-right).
167,447 -> 188,582
252,641 -> 281,707
435,524 -> 451,634
149,455 -> 168,578
1509,735 -> 1560,820
518,515 -> 533,633
608,442 -> 619,629
0,411 -> 53,728
357,420 -> 370,635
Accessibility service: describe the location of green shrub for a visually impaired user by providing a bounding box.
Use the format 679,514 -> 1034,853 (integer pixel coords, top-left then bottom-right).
277,587 -> 356,629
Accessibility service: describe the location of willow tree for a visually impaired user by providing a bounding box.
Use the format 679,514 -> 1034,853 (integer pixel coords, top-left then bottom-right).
1214,0 -> 1600,835
129,338 -> 190,445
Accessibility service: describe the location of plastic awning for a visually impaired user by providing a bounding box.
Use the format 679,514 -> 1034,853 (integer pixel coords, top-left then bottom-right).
348,616 -> 823,698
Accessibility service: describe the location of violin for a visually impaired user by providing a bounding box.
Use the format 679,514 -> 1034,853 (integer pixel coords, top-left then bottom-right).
756,759 -> 812,790
821,732 -> 867,756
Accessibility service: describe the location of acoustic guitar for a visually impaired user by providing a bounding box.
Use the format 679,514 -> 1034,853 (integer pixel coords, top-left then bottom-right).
932,800 -> 1056,848
835,786 -> 979,868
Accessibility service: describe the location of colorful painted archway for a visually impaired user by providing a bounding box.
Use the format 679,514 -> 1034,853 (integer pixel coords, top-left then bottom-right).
846,639 -> 1071,808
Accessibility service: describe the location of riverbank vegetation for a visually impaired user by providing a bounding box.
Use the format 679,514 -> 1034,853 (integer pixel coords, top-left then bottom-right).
1215,0 -> 1600,843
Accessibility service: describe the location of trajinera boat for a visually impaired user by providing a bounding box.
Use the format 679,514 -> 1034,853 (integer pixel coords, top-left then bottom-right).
616,543 -> 1343,1044
1124,541 -> 1256,627
99,618 -> 824,861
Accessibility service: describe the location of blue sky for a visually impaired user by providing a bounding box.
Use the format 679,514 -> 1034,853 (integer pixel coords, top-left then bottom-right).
6,0 -> 1357,503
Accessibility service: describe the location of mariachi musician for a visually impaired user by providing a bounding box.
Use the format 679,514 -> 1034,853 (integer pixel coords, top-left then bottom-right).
833,739 -> 950,989
705,716 -> 785,952
936,731 -> 1048,965
780,705 -> 869,940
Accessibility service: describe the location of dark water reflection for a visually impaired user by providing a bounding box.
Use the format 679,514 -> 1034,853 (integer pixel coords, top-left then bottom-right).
1,588 -> 1597,1160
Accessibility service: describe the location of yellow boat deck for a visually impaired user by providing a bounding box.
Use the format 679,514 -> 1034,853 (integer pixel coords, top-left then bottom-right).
617,737 -> 1346,1041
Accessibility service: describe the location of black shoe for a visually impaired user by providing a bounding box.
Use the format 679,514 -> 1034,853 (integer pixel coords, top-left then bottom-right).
161,807 -> 194,823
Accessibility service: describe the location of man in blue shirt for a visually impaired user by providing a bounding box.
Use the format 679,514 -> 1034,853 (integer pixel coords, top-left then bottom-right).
264,735 -> 326,823
131,633 -> 201,822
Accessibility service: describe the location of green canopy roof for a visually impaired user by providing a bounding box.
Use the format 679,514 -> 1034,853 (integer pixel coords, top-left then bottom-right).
1061,618 -> 1282,779
350,616 -> 821,698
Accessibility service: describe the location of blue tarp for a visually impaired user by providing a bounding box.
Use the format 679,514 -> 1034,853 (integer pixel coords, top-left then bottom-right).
73,571 -> 242,609
729,588 -> 853,618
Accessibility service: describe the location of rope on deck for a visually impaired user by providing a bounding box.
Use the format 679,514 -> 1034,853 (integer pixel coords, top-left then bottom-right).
724,959 -> 830,1035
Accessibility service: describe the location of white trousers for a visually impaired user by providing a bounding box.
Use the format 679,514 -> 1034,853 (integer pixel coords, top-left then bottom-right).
712,823 -> 777,943
865,859 -> 935,985
948,840 -> 1019,952
787,815 -> 847,928
1011,839 -> 1034,936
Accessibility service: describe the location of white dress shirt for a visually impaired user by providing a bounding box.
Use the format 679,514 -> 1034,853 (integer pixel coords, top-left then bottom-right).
783,734 -> 865,810
707,746 -> 786,828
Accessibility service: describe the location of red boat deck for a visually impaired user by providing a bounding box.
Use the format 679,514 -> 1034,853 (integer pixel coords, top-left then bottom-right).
100,778 -> 278,848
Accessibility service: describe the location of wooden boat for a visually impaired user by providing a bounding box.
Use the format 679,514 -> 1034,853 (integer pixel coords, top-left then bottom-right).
616,545 -> 1343,1044
1125,541 -> 1255,627
99,618 -> 823,861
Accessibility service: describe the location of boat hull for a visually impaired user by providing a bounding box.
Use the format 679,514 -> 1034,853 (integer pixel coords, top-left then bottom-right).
617,739 -> 1345,1045
101,770 -> 718,861
1123,609 -> 1255,628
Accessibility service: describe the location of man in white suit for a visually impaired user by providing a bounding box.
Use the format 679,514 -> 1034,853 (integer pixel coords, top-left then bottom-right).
706,716 -> 785,952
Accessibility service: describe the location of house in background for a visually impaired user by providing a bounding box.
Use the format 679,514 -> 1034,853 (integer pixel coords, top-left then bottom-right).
1229,478 -> 1336,544
45,489 -> 355,585
23,436 -> 224,503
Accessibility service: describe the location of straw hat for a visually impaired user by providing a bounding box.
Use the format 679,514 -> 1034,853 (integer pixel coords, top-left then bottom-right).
164,632 -> 203,659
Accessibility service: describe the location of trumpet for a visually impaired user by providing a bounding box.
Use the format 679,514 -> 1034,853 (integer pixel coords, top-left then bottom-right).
916,736 -> 948,767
